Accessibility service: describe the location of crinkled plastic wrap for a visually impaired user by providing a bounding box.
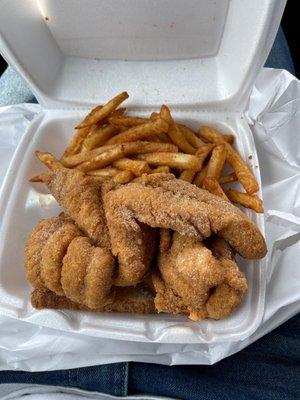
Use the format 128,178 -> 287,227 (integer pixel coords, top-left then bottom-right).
0,69 -> 299,370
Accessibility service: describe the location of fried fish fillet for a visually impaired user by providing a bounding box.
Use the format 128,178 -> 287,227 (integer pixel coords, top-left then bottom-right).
205,237 -> 248,319
37,167 -> 156,285
39,168 -> 110,248
25,215 -> 115,309
31,286 -> 155,314
25,216 -> 80,294
153,235 -> 248,320
103,173 -> 266,259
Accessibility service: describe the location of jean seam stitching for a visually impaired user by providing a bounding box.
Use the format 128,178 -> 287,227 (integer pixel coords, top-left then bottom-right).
122,362 -> 129,396
68,370 -> 71,387
76,368 -> 79,387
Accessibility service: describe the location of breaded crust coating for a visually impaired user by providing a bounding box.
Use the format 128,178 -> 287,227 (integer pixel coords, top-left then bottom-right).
104,174 -> 266,259
41,168 -> 110,248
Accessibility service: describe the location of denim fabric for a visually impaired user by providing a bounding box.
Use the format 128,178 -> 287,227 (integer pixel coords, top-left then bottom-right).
265,27 -> 295,75
0,364 -> 128,397
0,67 -> 36,106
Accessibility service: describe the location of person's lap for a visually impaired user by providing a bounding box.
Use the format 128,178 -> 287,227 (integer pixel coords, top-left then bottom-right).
0,26 -> 299,400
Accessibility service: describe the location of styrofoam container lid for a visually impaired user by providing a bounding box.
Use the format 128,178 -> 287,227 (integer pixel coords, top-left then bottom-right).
0,0 -> 286,110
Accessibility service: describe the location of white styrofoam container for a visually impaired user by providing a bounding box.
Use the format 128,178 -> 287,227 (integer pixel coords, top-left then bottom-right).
0,0 -> 286,343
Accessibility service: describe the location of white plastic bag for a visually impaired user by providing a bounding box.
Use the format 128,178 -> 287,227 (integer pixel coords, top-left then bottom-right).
0,69 -> 299,370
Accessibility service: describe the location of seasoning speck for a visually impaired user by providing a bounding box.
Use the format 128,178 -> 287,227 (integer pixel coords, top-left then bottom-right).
248,155 -> 253,160
45,16 -> 49,21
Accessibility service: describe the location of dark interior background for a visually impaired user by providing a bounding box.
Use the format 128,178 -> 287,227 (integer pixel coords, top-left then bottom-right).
281,0 -> 299,77
0,0 -> 299,80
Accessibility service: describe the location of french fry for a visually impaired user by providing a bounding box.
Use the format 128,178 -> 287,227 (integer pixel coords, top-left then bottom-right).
77,146 -> 125,172
62,144 -> 116,167
65,106 -> 125,156
225,143 -> 259,194
180,169 -> 196,182
103,107 -> 126,121
148,135 -> 163,143
168,124 -> 196,154
62,104 -> 118,158
195,143 -> 215,163
219,172 -> 237,185
76,92 -> 129,129
150,111 -> 159,120
193,165 -> 208,187
159,105 -> 173,124
159,228 -> 172,252
206,143 -> 227,180
107,118 -> 169,144
137,152 -> 202,170
29,175 -> 43,183
159,105 -> 196,154
113,170 -> 134,184
202,177 -> 229,201
150,112 -> 173,144
156,133 -> 172,143
94,107 -> 126,127
150,166 -> 170,174
87,167 -> 119,178
222,134 -> 234,143
35,151 -> 64,170
180,144 -> 214,182
113,158 -> 150,176
62,141 -> 178,168
122,141 -> 178,155
198,126 -> 234,144
62,125 -> 92,158
82,125 -> 119,151
177,124 -> 205,148
109,116 -> 149,127
225,190 -> 264,213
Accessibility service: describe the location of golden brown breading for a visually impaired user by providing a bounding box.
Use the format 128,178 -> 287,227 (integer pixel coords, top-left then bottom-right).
39,168 -> 156,286
40,168 -> 110,248
152,272 -> 191,317
104,173 -> 266,259
31,286 -> 155,314
61,236 -> 115,309
205,237 -> 248,319
153,235 -> 248,320
107,216 -> 157,287
205,284 -> 244,320
25,216 -> 69,289
155,233 -> 224,320
25,215 -> 116,310
40,220 -> 82,295
208,237 -> 248,293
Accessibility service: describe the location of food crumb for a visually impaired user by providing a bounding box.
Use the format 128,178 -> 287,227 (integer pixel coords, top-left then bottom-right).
37,194 -> 54,209
44,16 -> 49,21
248,155 -> 253,160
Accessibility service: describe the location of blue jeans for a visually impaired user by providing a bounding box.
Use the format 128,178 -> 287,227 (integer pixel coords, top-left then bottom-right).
0,27 -> 299,400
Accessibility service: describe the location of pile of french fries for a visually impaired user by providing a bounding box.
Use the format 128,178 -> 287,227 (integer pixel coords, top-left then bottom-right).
32,91 -> 263,213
